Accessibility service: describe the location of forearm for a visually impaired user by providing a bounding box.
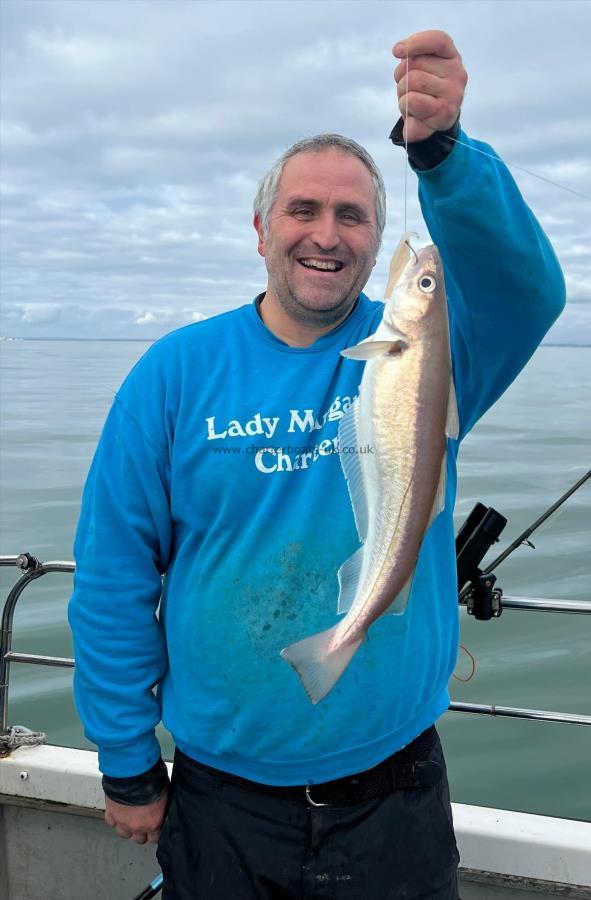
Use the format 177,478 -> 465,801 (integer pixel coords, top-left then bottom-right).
68,396 -> 173,776
414,129 -> 565,435
69,573 -> 168,776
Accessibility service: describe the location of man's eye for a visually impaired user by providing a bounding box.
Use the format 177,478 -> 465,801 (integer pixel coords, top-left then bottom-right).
341,213 -> 360,223
294,208 -> 313,218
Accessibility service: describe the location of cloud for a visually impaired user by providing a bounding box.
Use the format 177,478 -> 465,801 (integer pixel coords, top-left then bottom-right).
135,311 -> 157,326
1,301 -> 208,339
564,272 -> 591,302
1,0 -> 590,340
21,304 -> 62,324
546,301 -> 591,344
135,308 -> 206,327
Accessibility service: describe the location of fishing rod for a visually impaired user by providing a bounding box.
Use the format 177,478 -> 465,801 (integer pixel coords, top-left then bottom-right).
456,469 -> 590,619
132,872 -> 163,900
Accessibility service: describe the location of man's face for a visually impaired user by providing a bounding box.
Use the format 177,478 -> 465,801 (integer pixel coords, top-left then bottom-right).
255,149 -> 379,327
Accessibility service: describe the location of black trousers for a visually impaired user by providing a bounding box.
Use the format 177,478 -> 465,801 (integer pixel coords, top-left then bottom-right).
157,728 -> 460,899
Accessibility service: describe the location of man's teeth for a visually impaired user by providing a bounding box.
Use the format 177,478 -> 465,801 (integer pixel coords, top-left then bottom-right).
299,259 -> 343,271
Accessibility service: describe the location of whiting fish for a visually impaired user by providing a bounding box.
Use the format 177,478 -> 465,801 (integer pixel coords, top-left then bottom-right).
281,233 -> 460,703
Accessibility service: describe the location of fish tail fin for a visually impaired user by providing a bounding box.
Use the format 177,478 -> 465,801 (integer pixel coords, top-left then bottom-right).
281,626 -> 363,704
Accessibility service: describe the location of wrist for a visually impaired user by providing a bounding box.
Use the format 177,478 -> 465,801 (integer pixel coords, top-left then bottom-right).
102,756 -> 170,806
389,116 -> 461,171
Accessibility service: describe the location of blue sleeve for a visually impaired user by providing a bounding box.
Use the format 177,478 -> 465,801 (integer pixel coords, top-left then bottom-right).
68,386 -> 173,778
415,129 -> 566,438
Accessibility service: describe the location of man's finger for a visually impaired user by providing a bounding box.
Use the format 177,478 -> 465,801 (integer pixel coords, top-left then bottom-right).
393,30 -> 458,61
396,70 -> 446,102
132,832 -> 148,845
398,92 -> 440,127
147,830 -> 161,845
398,93 -> 454,132
115,825 -> 133,839
394,55 -> 455,84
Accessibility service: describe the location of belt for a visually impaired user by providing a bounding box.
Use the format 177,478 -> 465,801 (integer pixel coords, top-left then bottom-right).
175,725 -> 442,808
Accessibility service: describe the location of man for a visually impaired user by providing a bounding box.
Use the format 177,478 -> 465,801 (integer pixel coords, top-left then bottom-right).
68,30 -> 565,899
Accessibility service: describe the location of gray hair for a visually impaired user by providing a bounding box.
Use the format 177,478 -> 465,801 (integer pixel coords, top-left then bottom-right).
253,134 -> 386,248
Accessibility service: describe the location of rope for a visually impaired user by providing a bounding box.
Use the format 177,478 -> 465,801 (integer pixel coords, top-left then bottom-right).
0,725 -> 46,753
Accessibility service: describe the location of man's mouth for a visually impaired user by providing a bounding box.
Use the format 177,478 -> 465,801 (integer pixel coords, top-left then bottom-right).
298,258 -> 344,273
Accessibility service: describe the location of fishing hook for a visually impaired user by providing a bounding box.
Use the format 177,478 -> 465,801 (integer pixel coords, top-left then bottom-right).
404,238 -> 419,265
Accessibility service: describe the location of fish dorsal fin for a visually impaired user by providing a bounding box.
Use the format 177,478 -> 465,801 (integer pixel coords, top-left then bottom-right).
384,230 -> 419,299
341,338 -> 406,361
446,376 -> 460,439
337,396 -> 368,542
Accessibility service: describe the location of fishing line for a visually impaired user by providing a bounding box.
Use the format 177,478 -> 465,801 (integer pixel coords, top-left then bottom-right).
517,499 -> 569,547
403,111 -> 591,201
403,54 -> 409,232
444,134 -> 591,201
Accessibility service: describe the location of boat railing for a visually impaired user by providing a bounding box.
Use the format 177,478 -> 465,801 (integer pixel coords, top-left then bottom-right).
1,551 -> 590,739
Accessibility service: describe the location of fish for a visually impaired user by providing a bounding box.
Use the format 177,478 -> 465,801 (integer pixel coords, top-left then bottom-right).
280,233 -> 460,704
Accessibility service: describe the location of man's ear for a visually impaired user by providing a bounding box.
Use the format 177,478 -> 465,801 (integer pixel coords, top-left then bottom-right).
253,213 -> 265,258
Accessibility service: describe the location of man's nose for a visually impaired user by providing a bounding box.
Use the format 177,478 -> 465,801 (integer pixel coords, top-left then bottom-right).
309,212 -> 340,250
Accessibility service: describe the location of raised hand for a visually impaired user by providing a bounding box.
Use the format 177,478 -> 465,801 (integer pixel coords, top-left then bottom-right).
393,30 -> 468,143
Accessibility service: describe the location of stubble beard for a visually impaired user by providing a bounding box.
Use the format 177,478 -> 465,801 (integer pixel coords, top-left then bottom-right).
267,261 -> 372,328
276,284 -> 357,327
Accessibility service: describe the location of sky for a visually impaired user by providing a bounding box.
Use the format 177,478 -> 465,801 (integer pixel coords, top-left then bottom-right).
1,0 -> 590,343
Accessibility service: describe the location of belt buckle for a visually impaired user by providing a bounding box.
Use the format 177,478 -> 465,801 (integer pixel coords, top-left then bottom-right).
305,784 -> 329,808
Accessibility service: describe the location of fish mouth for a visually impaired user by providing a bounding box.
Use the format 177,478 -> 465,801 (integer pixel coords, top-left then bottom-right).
416,244 -> 441,268
298,258 -> 345,273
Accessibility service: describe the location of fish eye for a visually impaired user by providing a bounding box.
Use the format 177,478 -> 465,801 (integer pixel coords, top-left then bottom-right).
418,274 -> 437,294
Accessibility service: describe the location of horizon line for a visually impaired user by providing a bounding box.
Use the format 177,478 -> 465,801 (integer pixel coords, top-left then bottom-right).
1,337 -> 590,348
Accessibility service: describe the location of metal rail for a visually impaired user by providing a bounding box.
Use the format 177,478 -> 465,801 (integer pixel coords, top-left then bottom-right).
490,595 -> 591,614
1,553 -> 590,735
0,554 -> 75,732
449,702 -> 591,727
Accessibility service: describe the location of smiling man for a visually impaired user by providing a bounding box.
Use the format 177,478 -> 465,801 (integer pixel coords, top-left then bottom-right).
69,30 -> 565,900
255,142 -> 382,343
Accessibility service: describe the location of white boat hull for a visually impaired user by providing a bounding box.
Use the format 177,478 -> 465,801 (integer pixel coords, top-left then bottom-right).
1,745 -> 590,900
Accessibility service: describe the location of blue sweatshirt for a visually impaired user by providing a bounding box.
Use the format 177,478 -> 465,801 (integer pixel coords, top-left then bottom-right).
68,131 -> 565,784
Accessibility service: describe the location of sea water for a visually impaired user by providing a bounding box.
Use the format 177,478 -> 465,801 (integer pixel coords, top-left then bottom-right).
0,339 -> 589,821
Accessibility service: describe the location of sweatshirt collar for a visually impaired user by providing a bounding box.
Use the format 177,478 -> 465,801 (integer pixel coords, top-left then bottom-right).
246,292 -> 372,353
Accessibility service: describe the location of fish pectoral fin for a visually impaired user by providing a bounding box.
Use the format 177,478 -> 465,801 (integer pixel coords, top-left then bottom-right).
384,570 -> 415,615
446,377 -> 460,439
337,545 -> 365,615
341,337 -> 407,360
281,626 -> 363,704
